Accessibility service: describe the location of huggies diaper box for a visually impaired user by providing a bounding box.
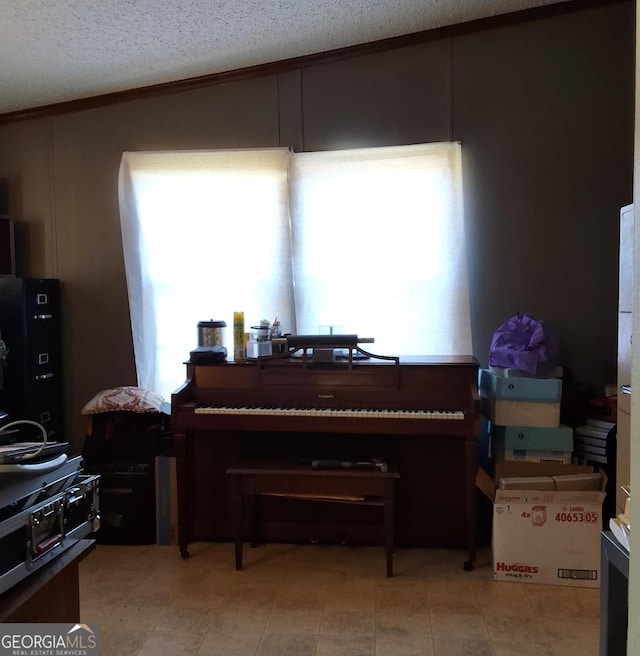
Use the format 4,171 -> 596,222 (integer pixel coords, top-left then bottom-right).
476,461 -> 606,588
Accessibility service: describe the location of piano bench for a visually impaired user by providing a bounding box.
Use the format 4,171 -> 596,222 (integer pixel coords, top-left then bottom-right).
226,462 -> 400,577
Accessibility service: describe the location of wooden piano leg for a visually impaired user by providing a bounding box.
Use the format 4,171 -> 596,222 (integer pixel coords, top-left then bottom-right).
463,435 -> 478,571
248,494 -> 259,548
384,477 -> 396,577
231,478 -> 244,571
174,431 -> 190,559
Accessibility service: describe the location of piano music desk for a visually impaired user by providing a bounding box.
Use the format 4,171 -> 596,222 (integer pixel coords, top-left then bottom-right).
227,462 -> 400,577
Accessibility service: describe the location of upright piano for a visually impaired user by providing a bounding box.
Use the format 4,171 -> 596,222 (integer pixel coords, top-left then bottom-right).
171,343 -> 481,568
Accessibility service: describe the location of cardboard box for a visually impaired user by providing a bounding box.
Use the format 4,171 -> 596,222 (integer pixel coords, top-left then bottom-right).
499,471 -> 604,492
495,448 -> 572,464
496,475 -> 557,491
553,472 -> 604,491
491,460 -> 592,482
484,398 -> 560,427
476,462 -> 606,588
477,461 -> 598,494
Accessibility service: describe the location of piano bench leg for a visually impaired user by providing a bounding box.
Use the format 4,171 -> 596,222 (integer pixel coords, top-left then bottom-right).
234,544 -> 243,571
249,495 -> 259,548
384,478 -> 395,577
231,485 -> 244,571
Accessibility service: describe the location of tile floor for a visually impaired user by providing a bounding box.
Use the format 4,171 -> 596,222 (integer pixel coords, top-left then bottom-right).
79,541 -> 600,656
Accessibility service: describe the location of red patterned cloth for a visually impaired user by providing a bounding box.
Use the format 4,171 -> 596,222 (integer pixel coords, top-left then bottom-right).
82,386 -> 164,415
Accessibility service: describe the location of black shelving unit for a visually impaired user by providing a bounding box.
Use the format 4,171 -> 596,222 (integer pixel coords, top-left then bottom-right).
82,411 -> 169,545
0,278 -> 64,441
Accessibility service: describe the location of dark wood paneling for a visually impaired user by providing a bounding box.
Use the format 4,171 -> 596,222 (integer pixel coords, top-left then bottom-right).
277,70 -> 304,151
453,0 -> 634,386
301,41 -> 451,151
0,178 -> 8,215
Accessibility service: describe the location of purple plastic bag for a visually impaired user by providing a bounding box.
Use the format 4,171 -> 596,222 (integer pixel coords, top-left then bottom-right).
489,313 -> 560,377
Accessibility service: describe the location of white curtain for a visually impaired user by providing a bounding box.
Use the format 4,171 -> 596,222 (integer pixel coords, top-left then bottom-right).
119,148 -> 292,400
289,143 -> 471,356
118,143 -> 471,400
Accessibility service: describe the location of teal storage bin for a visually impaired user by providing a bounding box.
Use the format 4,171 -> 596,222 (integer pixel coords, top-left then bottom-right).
491,424 -> 573,452
479,369 -> 562,403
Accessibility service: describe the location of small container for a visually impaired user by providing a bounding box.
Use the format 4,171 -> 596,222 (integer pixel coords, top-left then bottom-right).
233,312 -> 245,361
197,320 -> 226,347
247,339 -> 272,359
250,325 -> 270,342
247,325 -> 272,359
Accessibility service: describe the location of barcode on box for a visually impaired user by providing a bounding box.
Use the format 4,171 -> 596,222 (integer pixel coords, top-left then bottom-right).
557,568 -> 598,581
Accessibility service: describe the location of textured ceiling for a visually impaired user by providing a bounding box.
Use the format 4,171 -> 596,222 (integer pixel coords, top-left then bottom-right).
1,0 -> 570,116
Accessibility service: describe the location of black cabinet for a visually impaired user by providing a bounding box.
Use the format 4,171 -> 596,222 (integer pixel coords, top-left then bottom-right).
82,412 -> 169,544
0,278 -> 64,440
94,467 -> 157,545
600,531 -> 628,655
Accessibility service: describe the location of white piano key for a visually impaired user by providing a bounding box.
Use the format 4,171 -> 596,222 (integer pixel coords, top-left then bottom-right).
195,405 -> 464,419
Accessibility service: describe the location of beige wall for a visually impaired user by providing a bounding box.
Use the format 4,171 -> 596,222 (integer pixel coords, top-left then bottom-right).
0,0 -> 634,452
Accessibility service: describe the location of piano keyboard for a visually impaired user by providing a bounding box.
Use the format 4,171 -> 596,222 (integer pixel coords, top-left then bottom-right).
194,406 -> 465,420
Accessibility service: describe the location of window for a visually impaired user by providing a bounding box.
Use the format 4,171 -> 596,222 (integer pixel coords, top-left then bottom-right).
118,143 -> 471,400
